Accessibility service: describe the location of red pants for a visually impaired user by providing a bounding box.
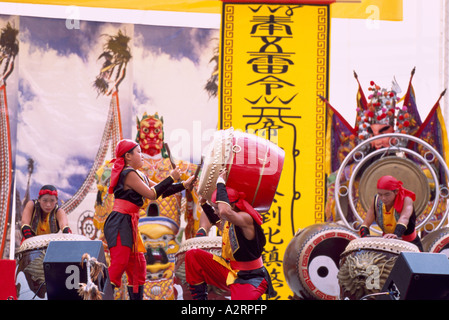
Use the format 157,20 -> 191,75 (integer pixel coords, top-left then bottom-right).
185,248 -> 267,300
108,233 -> 146,289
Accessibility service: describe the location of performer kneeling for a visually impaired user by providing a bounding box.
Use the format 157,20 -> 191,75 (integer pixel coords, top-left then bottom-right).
104,139 -> 194,300
21,185 -> 71,240
359,175 -> 424,251
185,169 -> 276,300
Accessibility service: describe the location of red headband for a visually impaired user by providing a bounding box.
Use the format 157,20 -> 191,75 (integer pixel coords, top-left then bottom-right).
39,189 -> 58,197
377,175 -> 416,212
211,187 -> 263,225
108,139 -> 139,194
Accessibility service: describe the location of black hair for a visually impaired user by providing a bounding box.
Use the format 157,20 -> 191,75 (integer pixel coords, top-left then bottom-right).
38,185 -> 58,199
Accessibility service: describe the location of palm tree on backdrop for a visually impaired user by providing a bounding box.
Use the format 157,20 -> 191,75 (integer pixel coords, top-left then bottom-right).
93,29 -> 131,97
204,41 -> 219,99
59,29 -> 133,216
0,22 -> 18,84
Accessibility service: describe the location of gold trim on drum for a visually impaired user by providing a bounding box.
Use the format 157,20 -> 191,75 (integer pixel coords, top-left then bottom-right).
358,157 -> 430,216
342,237 -> 420,256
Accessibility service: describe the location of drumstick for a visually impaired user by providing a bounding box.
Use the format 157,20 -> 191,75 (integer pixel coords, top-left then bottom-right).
164,143 -> 176,169
188,157 -> 203,191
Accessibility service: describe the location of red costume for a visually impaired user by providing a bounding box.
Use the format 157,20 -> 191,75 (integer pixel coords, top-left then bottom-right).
185,183 -> 275,300
104,139 -> 186,299
104,140 -> 147,299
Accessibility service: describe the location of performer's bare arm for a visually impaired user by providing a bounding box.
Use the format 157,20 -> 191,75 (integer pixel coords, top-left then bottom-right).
217,202 -> 255,240
21,200 -> 35,226
56,207 -> 69,230
361,202 -> 375,228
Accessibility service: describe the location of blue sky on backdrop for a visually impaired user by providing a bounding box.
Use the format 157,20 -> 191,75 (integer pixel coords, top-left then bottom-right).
11,15 -> 218,203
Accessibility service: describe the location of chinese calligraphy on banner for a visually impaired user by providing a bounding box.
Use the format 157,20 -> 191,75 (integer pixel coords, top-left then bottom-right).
219,1 -> 330,299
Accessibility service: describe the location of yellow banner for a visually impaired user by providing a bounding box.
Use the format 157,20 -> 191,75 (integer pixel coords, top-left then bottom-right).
219,2 -> 329,299
0,0 -> 402,20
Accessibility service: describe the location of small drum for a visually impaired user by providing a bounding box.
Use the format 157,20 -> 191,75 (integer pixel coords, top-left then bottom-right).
174,236 -> 230,300
15,233 -> 89,300
198,128 -> 285,212
283,223 -> 359,300
422,228 -> 449,257
338,237 -> 420,300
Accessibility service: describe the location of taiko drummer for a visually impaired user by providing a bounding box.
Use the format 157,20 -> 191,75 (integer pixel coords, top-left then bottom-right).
103,139 -> 194,300
359,175 -> 423,251
21,185 -> 71,240
185,169 -> 276,300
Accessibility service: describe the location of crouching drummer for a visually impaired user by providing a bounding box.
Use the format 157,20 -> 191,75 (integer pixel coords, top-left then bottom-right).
359,175 -> 423,251
20,185 -> 71,241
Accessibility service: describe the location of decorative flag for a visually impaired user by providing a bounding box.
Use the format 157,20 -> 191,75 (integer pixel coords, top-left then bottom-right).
322,95 -> 357,174
401,67 -> 422,136
413,89 -> 449,183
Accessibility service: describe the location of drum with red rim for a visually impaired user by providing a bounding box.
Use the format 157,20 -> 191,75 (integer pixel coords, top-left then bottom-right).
422,227 -> 449,257
198,128 -> 285,212
283,223 -> 359,300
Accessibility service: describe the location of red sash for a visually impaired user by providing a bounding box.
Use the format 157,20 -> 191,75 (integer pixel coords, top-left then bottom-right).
230,257 -> 263,271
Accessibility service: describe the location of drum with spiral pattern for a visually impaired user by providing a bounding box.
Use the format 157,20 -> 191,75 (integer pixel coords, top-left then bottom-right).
338,237 -> 420,300
283,223 -> 359,300
15,233 -> 90,300
174,236 -> 230,300
198,128 -> 285,213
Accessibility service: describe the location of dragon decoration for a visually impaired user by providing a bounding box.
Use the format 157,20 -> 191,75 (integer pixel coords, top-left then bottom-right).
337,251 -> 396,300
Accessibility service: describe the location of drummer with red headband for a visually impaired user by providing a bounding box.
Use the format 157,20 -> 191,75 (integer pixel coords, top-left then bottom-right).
103,139 -> 194,300
359,175 -> 423,251
21,185 -> 71,241
185,169 -> 276,300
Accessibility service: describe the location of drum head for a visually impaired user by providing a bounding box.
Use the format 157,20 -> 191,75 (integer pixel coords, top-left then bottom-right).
342,236 -> 420,257
197,129 -> 234,201
359,157 -> 430,215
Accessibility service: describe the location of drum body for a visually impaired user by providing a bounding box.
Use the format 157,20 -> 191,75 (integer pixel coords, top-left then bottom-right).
198,128 -> 285,212
174,236 -> 230,300
15,233 -> 89,300
283,223 -> 358,300
422,227 -> 449,257
338,237 -> 420,300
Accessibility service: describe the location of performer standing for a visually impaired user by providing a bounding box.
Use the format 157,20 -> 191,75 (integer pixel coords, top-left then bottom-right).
104,139 -> 194,300
185,169 -> 275,300
359,175 -> 423,251
21,185 -> 71,240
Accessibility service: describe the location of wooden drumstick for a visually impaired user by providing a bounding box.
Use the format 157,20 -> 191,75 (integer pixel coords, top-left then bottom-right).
188,157 -> 203,191
164,142 -> 176,169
